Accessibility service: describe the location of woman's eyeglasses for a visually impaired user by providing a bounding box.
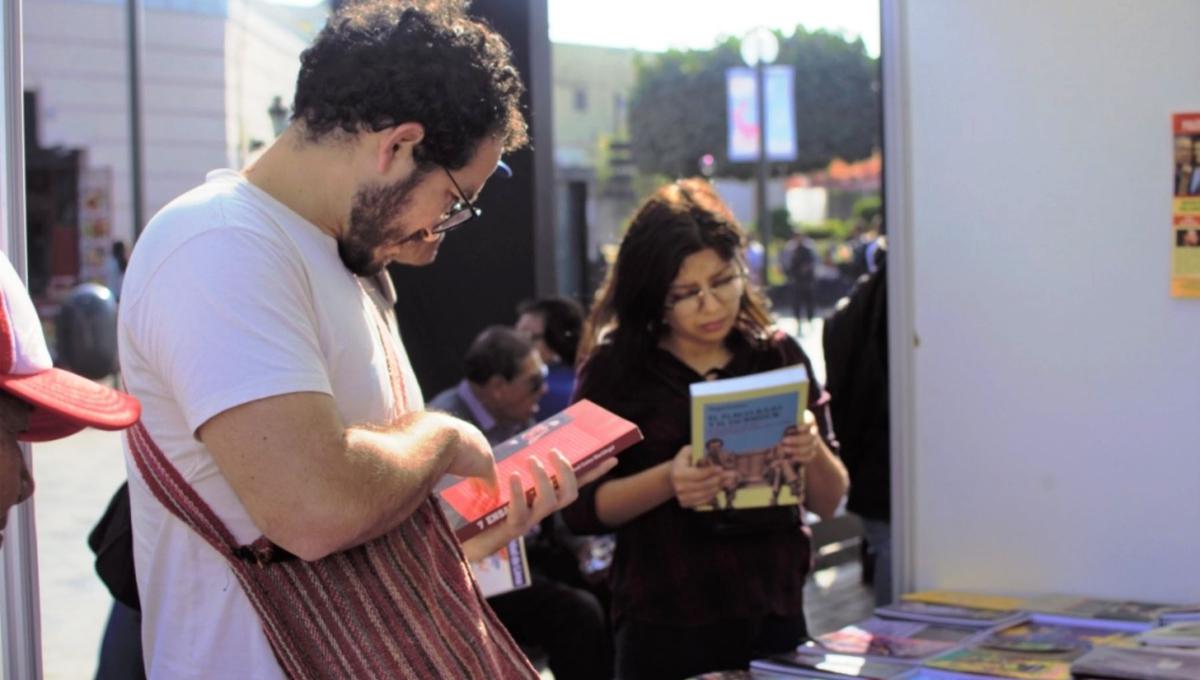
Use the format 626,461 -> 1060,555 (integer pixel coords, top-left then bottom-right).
664,271 -> 747,315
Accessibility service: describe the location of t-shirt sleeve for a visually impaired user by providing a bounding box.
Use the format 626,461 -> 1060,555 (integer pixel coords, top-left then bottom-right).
124,227 -> 333,435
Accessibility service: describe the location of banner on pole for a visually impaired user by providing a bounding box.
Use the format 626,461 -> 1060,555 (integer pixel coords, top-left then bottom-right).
726,65 -> 797,163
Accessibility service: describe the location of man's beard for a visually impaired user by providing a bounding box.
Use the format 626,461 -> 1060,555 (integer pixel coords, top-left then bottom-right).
338,170 -> 426,277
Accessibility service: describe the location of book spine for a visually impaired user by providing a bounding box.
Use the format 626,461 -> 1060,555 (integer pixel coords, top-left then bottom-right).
573,426 -> 642,476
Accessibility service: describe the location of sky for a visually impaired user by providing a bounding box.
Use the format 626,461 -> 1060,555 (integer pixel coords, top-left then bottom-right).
264,0 -> 881,57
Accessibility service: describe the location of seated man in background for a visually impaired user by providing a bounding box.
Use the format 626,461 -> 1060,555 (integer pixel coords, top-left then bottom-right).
430,325 -> 548,444
430,325 -> 612,680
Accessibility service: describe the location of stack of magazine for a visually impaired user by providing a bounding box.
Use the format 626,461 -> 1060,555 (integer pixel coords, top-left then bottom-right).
751,591 -> 1200,680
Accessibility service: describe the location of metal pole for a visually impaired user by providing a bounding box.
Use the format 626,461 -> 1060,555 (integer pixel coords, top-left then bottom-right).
126,0 -> 145,240
755,58 -> 769,285
881,0 -> 915,600
1,0 -> 45,675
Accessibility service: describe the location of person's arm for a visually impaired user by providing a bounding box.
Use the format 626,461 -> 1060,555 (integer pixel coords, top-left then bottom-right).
591,445 -> 729,528
802,440 -> 848,520
199,392 -> 496,562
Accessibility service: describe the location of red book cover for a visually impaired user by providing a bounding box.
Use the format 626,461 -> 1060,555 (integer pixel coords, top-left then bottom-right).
437,399 -> 642,541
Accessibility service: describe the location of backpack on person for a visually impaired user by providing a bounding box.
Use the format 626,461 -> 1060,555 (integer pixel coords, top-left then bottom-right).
788,239 -> 817,282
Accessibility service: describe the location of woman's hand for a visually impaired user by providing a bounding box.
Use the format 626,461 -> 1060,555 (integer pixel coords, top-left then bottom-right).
777,411 -> 820,465
461,452 -> 617,561
669,445 -> 730,509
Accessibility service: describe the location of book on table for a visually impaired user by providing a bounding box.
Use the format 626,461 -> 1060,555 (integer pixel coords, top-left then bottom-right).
901,590 -> 1027,612
794,616 -> 980,663
921,642 -> 1087,680
920,616 -> 1152,680
749,650 -> 917,679
875,600 -> 1028,629
1020,594 -> 1173,631
1136,621 -> 1200,649
981,617 -> 1142,653
1068,645 -> 1200,680
437,399 -> 642,541
1157,605 -> 1200,625
470,536 -> 530,599
689,365 -> 809,511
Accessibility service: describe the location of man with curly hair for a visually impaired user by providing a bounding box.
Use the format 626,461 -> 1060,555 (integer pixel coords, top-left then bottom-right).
117,2 -> 608,677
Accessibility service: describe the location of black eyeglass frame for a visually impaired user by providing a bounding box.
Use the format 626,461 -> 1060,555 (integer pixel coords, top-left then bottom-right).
429,166 -> 483,236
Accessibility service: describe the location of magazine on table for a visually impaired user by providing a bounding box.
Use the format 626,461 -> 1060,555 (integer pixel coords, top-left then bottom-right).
1069,645 -> 1200,680
1136,621 -> 1200,649
1021,594 -> 1171,631
875,599 -> 1027,629
795,616 -> 980,663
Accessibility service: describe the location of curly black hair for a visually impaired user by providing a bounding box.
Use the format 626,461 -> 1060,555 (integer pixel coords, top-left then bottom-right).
293,0 -> 528,170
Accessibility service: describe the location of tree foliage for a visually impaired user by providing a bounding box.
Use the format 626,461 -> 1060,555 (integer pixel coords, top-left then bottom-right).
628,27 -> 879,179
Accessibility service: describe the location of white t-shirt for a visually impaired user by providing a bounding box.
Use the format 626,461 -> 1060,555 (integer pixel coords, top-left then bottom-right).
118,169 -> 424,679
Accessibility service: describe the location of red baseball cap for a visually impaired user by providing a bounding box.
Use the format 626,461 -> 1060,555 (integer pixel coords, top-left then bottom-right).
0,253 -> 140,442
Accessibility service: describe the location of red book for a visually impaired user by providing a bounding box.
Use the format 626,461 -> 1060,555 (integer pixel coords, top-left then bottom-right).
437,399 -> 642,541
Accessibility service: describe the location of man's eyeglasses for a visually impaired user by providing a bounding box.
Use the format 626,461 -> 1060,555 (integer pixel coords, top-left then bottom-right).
522,364 -> 549,395
430,166 -> 482,236
664,271 -> 747,315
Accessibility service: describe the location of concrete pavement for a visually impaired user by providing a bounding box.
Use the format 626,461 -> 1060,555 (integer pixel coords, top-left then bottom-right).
32,427 -> 127,680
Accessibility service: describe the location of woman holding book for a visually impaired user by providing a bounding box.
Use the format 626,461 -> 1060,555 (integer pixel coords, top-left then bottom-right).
562,178 -> 849,680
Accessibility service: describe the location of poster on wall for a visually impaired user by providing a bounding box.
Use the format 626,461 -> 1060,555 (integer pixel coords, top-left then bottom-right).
1172,113 -> 1200,298
77,167 -> 114,286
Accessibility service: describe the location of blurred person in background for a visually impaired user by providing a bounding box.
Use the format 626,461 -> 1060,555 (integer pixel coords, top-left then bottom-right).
515,296 -> 584,416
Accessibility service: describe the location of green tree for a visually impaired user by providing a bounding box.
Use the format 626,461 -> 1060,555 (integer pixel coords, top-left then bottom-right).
628,27 -> 879,179
852,195 -> 883,222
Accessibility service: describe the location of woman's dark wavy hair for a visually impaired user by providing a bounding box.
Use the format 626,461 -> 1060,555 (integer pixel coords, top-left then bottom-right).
578,178 -> 774,385
293,0 -> 528,170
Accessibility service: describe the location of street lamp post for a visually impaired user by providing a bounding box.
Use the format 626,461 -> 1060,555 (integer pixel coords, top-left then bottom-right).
740,27 -> 778,286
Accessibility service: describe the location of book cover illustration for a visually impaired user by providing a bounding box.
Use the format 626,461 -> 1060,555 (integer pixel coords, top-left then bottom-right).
750,650 -> 915,679
923,643 -> 1085,680
797,617 -> 978,661
1069,645 -> 1200,680
876,600 -> 1027,629
437,399 -> 643,540
689,365 -> 809,511
470,536 -> 530,599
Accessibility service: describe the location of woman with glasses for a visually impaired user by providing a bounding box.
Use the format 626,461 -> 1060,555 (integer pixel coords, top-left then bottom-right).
561,179 -> 849,680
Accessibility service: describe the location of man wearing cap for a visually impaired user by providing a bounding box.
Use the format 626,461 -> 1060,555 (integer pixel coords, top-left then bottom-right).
116,2 -> 609,678
0,253 -> 140,545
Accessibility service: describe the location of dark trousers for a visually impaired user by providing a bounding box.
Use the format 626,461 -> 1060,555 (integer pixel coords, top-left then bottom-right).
615,612 -> 806,680
95,601 -> 144,680
489,575 -> 613,680
792,282 -> 815,321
